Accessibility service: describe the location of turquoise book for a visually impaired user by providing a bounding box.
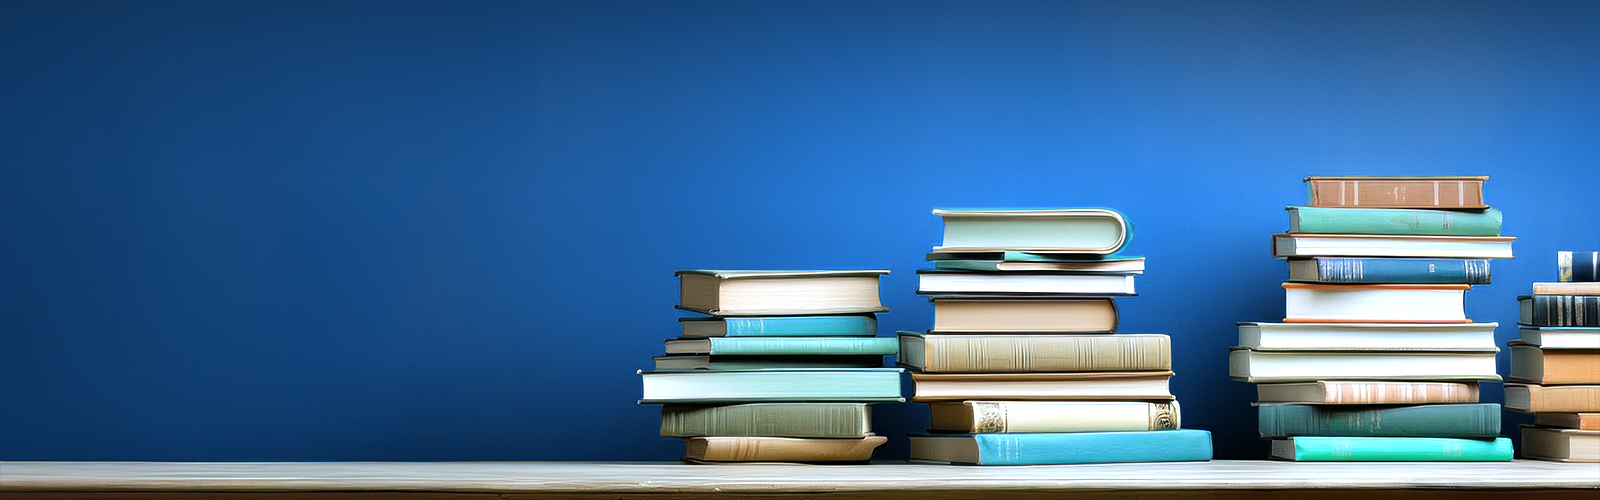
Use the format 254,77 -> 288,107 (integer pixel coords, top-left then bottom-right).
908,429 -> 1213,465
1271,437 -> 1513,461
664,337 -> 898,356
1287,206 -> 1502,236
639,368 -> 905,404
1258,404 -> 1500,438
1287,257 -> 1490,284
679,315 -> 877,337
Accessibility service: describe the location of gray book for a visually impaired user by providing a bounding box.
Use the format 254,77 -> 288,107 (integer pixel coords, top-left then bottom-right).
661,403 -> 871,438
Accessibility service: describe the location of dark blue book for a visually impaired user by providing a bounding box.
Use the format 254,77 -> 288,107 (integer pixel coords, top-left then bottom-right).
1287,258 -> 1489,284
1560,251 -> 1599,282
908,429 -> 1213,465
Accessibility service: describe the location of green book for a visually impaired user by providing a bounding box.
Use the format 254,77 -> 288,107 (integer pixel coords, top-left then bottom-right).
1287,206 -> 1502,236
932,208 -> 1132,254
660,403 -> 871,438
664,337 -> 898,356
638,368 -> 905,404
1258,404 -> 1500,438
1271,437 -> 1512,461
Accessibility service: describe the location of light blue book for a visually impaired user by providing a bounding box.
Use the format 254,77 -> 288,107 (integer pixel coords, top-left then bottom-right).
679,315 -> 877,337
909,430 -> 1213,465
1271,437 -> 1513,461
639,368 -> 905,404
664,337 -> 898,356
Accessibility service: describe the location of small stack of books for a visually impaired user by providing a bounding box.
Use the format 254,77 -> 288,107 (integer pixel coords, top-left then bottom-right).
1234,176 -> 1516,461
1508,251 -> 1600,463
902,208 -> 1213,465
638,270 -> 904,463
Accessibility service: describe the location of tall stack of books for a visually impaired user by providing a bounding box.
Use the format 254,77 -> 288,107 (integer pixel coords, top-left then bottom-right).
638,270 -> 904,463
902,208 -> 1213,465
1508,251 -> 1600,463
1233,176 -> 1516,461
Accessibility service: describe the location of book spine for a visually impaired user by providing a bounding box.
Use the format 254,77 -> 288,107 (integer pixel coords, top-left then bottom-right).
1528,296 -> 1600,327
1522,386 -> 1600,412
975,429 -> 1212,465
1307,179 -> 1486,208
1309,258 -> 1490,284
660,403 -> 869,438
1561,251 -> 1600,282
1292,207 -> 1502,236
1258,404 -> 1500,438
708,337 -> 899,356
722,316 -> 877,336
923,335 -> 1170,372
971,402 -> 1179,433
1319,382 -> 1481,404
1286,437 -> 1512,461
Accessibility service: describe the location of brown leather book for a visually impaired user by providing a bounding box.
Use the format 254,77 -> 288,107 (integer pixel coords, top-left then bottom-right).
1535,413 -> 1600,430
1509,344 -> 1600,385
1255,381 -> 1479,404
1506,384 -> 1600,413
682,435 -> 886,463
1305,176 -> 1488,209
898,333 -> 1170,373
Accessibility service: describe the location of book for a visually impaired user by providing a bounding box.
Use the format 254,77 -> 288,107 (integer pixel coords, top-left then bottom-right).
898,332 -> 1170,373
663,337 -> 899,356
1560,251 -> 1599,282
675,270 -> 888,316
1535,413 -> 1600,431
1286,258 -> 1490,284
1508,343 -> 1600,385
1519,295 -> 1600,327
1519,327 -> 1600,349
916,270 -> 1135,296
1282,283 -> 1468,323
908,429 -> 1213,465
1520,426 -> 1599,463
1237,322 -> 1498,351
1533,282 -> 1600,295
1255,381 -> 1480,404
683,435 -> 886,463
931,298 -> 1117,333
927,251 -> 1142,263
1257,403 -> 1500,439
678,315 -> 877,337
928,401 -> 1179,433
909,371 -> 1173,402
660,403 -> 871,438
931,256 -> 1145,273
1287,206 -> 1502,236
1303,176 -> 1488,209
652,355 -> 884,371
1270,436 -> 1512,462
1505,384 -> 1600,412
638,368 -> 905,404
1272,234 -> 1515,259
931,208 -> 1131,254
1228,349 -> 1500,383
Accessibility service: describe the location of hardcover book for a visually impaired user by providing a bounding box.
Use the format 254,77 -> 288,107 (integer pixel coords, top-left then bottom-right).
660,403 -> 871,438
1520,426 -> 1599,463
1257,403 -> 1500,439
679,315 -> 877,337
675,270 -> 888,316
930,297 -> 1117,333
663,337 -> 898,356
1272,233 -> 1515,259
1535,413 -> 1600,431
684,435 -> 886,463
1229,349 -> 1500,383
931,256 -> 1145,273
898,332 -> 1170,373
909,371 -> 1173,402
1520,295 -> 1600,327
1507,343 -> 1600,385
1533,282 -> 1600,295
1237,322 -> 1497,350
931,208 -> 1131,254
1282,283 -> 1468,323
1255,381 -> 1480,404
1286,206 -> 1502,236
916,270 -> 1135,296
1286,258 -> 1490,284
1270,436 -> 1512,462
1303,176 -> 1488,209
1505,384 -> 1600,413
638,368 -> 905,404
1560,251 -> 1599,282
928,401 -> 1179,433
1519,327 -> 1600,349
652,355 -> 884,371
909,429 -> 1213,465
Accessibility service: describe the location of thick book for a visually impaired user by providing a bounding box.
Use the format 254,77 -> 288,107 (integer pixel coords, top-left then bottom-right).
1520,426 -> 1599,463
1270,436 -> 1512,462
1560,251 -> 1599,282
928,401 -> 1179,433
652,355 -> 884,371
1272,234 -> 1515,259
1303,176 -> 1488,209
1283,283 -> 1468,323
660,403 -> 871,438
675,270 -> 888,316
917,270 -> 1135,296
1255,381 -> 1480,404
931,297 -> 1117,333
664,337 -> 898,356
1520,295 -> 1600,327
1508,343 -> 1600,385
931,256 -> 1145,273
679,315 -> 876,337
638,368 -> 904,404
1237,322 -> 1497,350
909,429 -> 1212,465
1533,282 -> 1600,295
1228,349 -> 1500,383
684,435 -> 886,463
910,371 -> 1173,402
899,332 -> 1170,373
931,208 -> 1131,254
1519,327 -> 1600,349
1257,403 -> 1500,439
1536,413 -> 1600,430
1287,258 -> 1490,284
1287,206 -> 1502,236
1505,384 -> 1600,413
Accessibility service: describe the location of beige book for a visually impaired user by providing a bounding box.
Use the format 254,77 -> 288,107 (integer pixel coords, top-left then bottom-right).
930,298 -> 1117,333
910,371 -> 1173,402
1532,282 -> 1600,295
1509,344 -> 1600,385
1255,381 -> 1479,404
1304,175 -> 1487,209
899,333 -> 1169,373
683,435 -> 886,463
929,401 -> 1179,433
660,403 -> 870,438
675,270 -> 888,316
1520,426 -> 1600,463
1506,384 -> 1600,413
1535,413 -> 1600,430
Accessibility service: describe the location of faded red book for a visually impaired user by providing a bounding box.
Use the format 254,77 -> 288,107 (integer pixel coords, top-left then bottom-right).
1305,176 -> 1488,209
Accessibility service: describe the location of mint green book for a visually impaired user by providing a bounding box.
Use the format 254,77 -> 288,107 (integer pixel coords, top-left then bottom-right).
1271,437 -> 1512,461
638,368 -> 905,404
1258,404 -> 1500,438
1287,206 -> 1502,236
679,315 -> 876,337
932,208 -> 1132,254
664,337 -> 898,356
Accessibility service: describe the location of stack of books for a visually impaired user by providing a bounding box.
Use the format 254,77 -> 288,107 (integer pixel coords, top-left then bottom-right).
1233,176 -> 1516,461
902,208 -> 1213,465
638,270 -> 904,463
1508,251 -> 1600,463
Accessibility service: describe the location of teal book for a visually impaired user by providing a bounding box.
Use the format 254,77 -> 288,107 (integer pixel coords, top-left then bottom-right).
664,337 -> 898,356
1258,404 -> 1500,438
932,208 -> 1132,255
1287,258 -> 1490,284
679,315 -> 876,337
909,429 -> 1213,465
1287,206 -> 1502,236
653,355 -> 885,371
1271,437 -> 1512,461
639,368 -> 905,404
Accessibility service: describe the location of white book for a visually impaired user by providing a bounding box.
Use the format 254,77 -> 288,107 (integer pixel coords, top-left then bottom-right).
675,270 -> 888,316
1273,233 -> 1515,259
1283,283 -> 1467,323
917,271 -> 1134,295
928,401 -> 1180,433
1238,322 -> 1498,350
1228,349 -> 1500,383
1521,327 -> 1600,349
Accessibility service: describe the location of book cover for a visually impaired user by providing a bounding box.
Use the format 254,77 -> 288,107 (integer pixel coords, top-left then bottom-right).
664,337 -> 898,356
1519,295 -> 1600,327
931,257 -> 1145,273
638,368 -> 905,404
675,269 -> 889,316
931,208 -> 1131,254
1271,436 -> 1512,461
679,315 -> 877,337
1282,283 -> 1468,323
1303,176 -> 1488,209
899,332 -> 1170,373
909,429 -> 1213,465
1535,413 -> 1600,431
929,401 -> 1179,433
1257,403 -> 1500,438
910,371 -> 1173,402
660,403 -> 871,438
684,435 -> 886,463
1255,381 -> 1480,404
1286,258 -> 1490,284
931,297 -> 1117,333
1287,206 -> 1502,236
1560,251 -> 1599,282
1505,384 -> 1600,413
652,354 -> 884,371
916,270 -> 1136,296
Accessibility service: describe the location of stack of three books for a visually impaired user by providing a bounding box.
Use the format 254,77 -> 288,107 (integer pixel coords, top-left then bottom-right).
1507,251 -> 1600,463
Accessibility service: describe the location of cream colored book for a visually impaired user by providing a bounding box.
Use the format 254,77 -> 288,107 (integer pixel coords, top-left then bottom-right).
683,435 -> 886,463
910,372 -> 1173,402
1508,343 -> 1600,385
1535,413 -> 1600,430
931,298 -> 1117,333
928,401 -> 1179,433
1255,381 -> 1480,404
1520,426 -> 1599,463
675,270 -> 888,316
899,332 -> 1169,373
1229,349 -> 1500,383
1506,384 -> 1600,413
1533,282 -> 1600,295
660,403 -> 871,438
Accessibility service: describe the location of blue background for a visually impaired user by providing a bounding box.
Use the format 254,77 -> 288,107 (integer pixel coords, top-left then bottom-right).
2,0 -> 1596,461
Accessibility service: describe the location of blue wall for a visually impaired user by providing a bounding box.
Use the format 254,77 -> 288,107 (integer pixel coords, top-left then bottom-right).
2,0 -> 1596,461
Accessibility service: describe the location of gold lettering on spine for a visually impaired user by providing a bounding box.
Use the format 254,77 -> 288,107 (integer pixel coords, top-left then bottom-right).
1149,402 -> 1179,430
973,402 -> 1006,433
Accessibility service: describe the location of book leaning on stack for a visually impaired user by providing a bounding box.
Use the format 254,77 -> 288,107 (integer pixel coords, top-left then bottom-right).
638,270 -> 904,463
1234,176 -> 1515,461
904,208 -> 1213,465
1508,251 -> 1600,463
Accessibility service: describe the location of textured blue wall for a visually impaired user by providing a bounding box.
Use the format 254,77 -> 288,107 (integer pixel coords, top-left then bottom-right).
2,0 -> 1596,461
